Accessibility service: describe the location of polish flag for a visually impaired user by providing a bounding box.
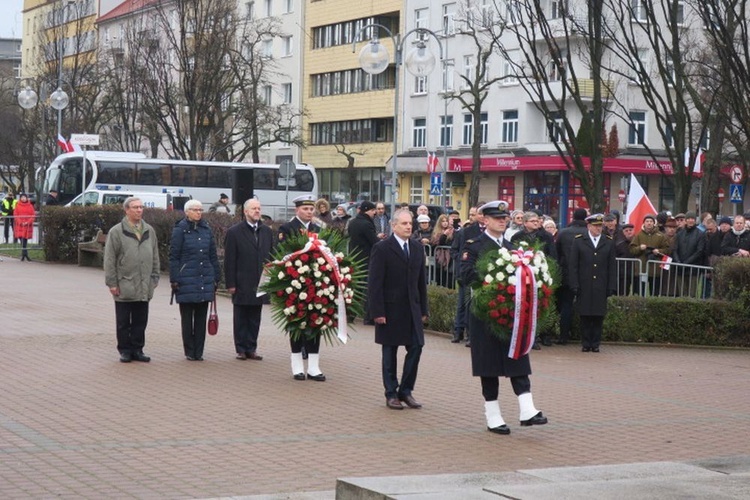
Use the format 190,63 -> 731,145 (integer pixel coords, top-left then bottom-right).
427,151 -> 439,173
624,174 -> 657,234
57,134 -> 73,153
683,147 -> 705,175
660,255 -> 672,271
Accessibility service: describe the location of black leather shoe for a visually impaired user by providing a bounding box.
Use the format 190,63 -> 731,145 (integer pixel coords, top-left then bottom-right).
306,373 -> 326,382
132,352 -> 151,362
465,341 -> 471,348
246,352 -> 263,360
293,373 -> 306,381
520,411 -> 548,426
451,333 -> 464,343
236,352 -> 247,360
119,352 -> 132,363
186,356 -> 196,361
399,394 -> 422,409
488,425 -> 511,435
386,398 -> 404,410
582,347 -> 591,352
591,347 -> 600,353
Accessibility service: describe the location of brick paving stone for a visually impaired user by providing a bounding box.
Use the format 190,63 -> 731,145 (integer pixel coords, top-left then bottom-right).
1,257 -> 749,499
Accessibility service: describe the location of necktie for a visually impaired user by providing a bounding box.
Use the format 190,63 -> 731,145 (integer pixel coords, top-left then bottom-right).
251,224 -> 258,243
403,241 -> 409,258
497,238 -> 503,247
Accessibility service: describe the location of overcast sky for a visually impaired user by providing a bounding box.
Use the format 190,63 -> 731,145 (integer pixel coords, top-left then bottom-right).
1,0 -> 24,39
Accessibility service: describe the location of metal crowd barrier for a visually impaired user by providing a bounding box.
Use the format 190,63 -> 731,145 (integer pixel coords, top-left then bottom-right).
423,244 -> 456,289
643,259 -> 713,299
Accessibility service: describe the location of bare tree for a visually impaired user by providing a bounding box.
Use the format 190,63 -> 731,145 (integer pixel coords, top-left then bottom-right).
452,4 -> 508,208
500,0 -> 610,212
333,144 -> 367,200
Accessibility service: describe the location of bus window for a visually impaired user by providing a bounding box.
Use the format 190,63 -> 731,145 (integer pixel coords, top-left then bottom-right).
295,170 -> 314,192
254,168 -> 275,190
172,164 -> 206,187
137,164 -> 169,185
98,162 -> 136,184
102,194 -> 129,205
207,166 -> 231,188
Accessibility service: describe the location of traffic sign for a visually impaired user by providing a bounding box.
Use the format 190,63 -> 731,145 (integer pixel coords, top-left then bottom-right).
729,165 -> 744,183
430,172 -> 442,196
729,184 -> 744,204
70,133 -> 100,146
618,189 -> 626,202
717,187 -> 724,201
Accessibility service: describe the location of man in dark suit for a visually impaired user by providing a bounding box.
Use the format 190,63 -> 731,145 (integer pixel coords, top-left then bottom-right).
225,198 -> 274,361
450,205 -> 483,345
347,200 -> 380,324
568,214 -> 617,352
368,208 -> 429,410
554,207 -> 588,344
277,195 -> 326,381
460,201 -> 548,435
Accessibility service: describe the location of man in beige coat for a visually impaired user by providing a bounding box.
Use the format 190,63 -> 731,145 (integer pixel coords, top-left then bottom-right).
104,197 -> 161,363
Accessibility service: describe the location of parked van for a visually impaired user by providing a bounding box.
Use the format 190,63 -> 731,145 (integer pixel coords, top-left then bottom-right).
66,190 -> 187,210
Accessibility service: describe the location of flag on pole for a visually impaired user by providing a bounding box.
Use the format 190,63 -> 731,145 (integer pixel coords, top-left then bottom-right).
660,255 -> 672,271
426,151 -> 439,173
683,147 -> 705,175
57,134 -> 73,153
624,174 -> 657,234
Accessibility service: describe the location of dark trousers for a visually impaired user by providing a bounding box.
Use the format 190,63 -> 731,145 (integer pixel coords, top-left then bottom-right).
115,301 -> 149,354
3,217 -> 13,242
381,344 -> 422,399
290,334 -> 320,354
557,286 -> 575,342
580,315 -> 604,349
179,302 -> 209,358
233,304 -> 262,354
453,284 -> 468,338
480,375 -> 531,401
20,238 -> 29,259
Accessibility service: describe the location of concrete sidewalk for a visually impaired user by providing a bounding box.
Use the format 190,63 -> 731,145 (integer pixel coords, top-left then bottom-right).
1,256 -> 749,499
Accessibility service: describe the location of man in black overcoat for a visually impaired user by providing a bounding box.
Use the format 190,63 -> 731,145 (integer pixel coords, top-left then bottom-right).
554,207 -> 588,344
568,214 -> 617,352
460,201 -> 549,435
368,208 -> 429,410
277,195 -> 326,380
225,198 -> 274,361
450,205 -> 483,345
347,201 -> 380,324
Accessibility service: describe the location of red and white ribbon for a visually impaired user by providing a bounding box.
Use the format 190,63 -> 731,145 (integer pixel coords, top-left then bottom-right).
266,233 -> 348,343
508,249 -> 538,359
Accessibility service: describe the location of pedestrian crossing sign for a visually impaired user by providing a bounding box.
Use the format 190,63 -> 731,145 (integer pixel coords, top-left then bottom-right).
729,184 -> 744,203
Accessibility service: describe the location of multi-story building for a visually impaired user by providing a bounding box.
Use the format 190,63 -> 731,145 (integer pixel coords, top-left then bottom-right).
302,0 -> 402,205
0,38 -> 22,80
21,0 -> 98,79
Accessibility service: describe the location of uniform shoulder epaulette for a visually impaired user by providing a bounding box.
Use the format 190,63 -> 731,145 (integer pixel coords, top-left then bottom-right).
606,234 -> 613,240
575,234 -> 583,238
465,238 -> 476,245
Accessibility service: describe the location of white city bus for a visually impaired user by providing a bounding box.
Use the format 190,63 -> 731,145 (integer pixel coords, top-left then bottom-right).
42,151 -> 318,220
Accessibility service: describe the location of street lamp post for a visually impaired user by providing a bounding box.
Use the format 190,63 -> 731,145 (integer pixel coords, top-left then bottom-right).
353,26 -> 444,216
18,81 -> 71,155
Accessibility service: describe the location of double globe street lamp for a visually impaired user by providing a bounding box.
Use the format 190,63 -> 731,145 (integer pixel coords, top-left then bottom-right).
17,83 -> 71,154
353,25 -> 444,216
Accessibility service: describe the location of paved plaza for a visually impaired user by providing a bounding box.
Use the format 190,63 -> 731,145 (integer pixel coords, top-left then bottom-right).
1,256 -> 749,499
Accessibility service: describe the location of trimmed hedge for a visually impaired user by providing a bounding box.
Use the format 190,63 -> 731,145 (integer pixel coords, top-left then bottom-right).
41,205 -> 239,271
427,285 -> 750,347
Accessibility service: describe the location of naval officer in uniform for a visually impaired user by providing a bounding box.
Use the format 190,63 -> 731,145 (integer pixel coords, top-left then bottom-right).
460,201 -> 548,435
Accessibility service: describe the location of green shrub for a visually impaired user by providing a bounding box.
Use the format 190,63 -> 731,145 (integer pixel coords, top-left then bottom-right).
42,206 -> 239,273
712,257 -> 750,307
426,285 -> 458,333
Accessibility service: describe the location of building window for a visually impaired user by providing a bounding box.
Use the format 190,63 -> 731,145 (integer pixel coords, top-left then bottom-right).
262,39 -> 273,58
413,118 -> 427,148
462,55 -> 475,88
440,115 -> 453,147
665,55 -> 676,85
501,0 -> 523,25
414,75 -> 427,94
548,49 -> 567,82
550,0 -> 566,19
501,110 -> 519,143
665,118 -> 676,148
548,111 -> 566,142
631,49 -> 648,83
443,3 -> 456,35
282,35 -> 292,57
628,111 -> 647,145
675,0 -> 685,26
264,0 -> 272,17
410,175 -> 424,203
462,114 -> 473,145
245,1 -> 255,19
631,0 -> 648,23
262,85 -> 272,104
284,0 -> 293,15
282,83 -> 292,103
415,8 -> 428,40
442,59 -> 455,91
480,112 -> 488,144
